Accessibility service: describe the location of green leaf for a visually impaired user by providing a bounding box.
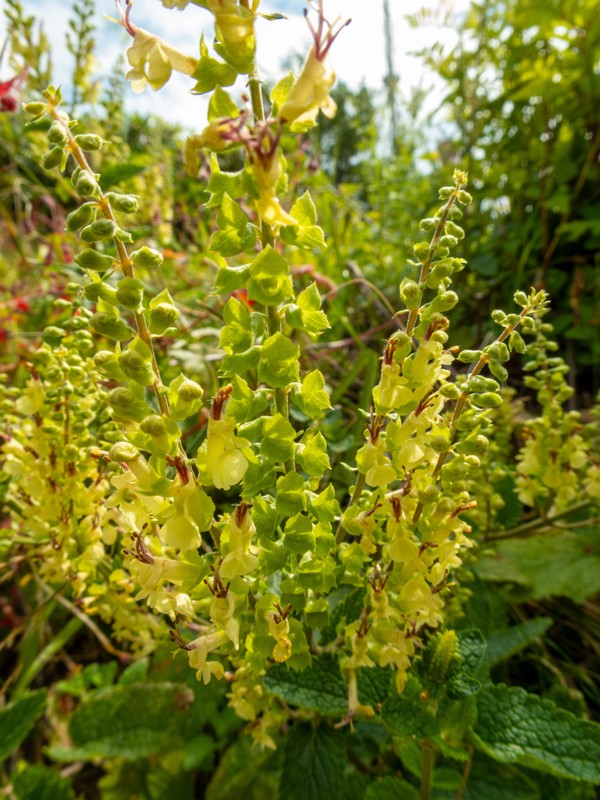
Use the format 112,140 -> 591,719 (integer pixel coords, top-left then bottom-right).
280,723 -> 346,800
296,429 -> 331,476
269,72 -> 295,114
447,630 -> 486,700
13,765 -> 75,800
227,375 -> 269,423
364,775 -> 420,800
206,168 -> 247,208
0,690 -> 46,761
221,345 -> 261,376
209,194 -> 257,256
296,369 -> 332,418
192,39 -> 237,94
286,282 -> 330,335
281,192 -> 326,250
260,413 -> 297,462
264,655 -> 347,715
485,618 -> 552,666
473,685 -> 600,782
475,529 -> 600,602
461,755 -> 541,799
118,659 -> 149,686
381,676 -> 438,739
220,296 -> 253,352
206,736 -> 278,800
276,471 -> 307,516
242,451 -> 277,497
213,264 -> 251,294
309,483 -> 341,524
50,683 -> 194,761
207,85 -> 239,122
258,333 -> 300,388
247,246 -> 294,306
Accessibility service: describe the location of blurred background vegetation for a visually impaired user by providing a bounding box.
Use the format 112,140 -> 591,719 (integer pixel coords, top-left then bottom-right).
1,0 -> 599,797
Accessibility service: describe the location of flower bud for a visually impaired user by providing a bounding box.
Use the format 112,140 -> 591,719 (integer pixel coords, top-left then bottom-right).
168,374 -> 204,421
47,121 -> 68,145
456,434 -> 488,455
485,342 -> 510,362
22,101 -> 47,117
149,302 -> 179,335
438,235 -> 458,249
439,383 -> 460,399
399,279 -> 422,311
457,349 -> 481,364
44,326 -> 66,342
419,485 -> 440,504
131,246 -> 164,268
93,351 -> 127,381
140,414 -> 168,437
116,278 -> 144,310
90,312 -> 134,341
488,361 -> 509,381
65,204 -> 96,232
108,387 -> 150,421
75,170 -> 98,197
467,375 -> 499,393
80,219 -> 118,242
491,309 -> 506,325
430,435 -> 451,453
419,218 -> 437,232
413,241 -> 430,262
438,186 -> 454,199
514,290 -> 528,307
109,441 -> 140,463
42,146 -> 64,170
106,192 -> 139,213
75,133 -> 104,151
510,331 -> 526,353
471,392 -> 503,408
456,411 -> 479,431
75,248 -> 115,272
457,189 -> 473,205
119,348 -> 155,386
436,291 -> 458,311
444,220 -> 465,239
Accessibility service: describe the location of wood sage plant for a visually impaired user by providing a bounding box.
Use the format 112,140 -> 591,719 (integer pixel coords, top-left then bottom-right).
14,0 -> 550,753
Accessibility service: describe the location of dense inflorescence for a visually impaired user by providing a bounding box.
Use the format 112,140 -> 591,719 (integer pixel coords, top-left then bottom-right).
6,0 -> 552,746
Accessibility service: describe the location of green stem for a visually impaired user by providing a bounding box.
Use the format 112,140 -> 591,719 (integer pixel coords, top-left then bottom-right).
485,499 -> 592,541
13,616 -> 83,695
420,743 -> 435,800
244,26 -> 295,473
335,471 -> 366,545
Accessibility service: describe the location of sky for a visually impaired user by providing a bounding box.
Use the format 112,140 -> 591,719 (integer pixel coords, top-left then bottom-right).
0,0 -> 470,129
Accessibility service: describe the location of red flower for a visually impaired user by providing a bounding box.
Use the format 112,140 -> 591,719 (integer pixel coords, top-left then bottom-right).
14,298 -> 30,312
0,69 -> 28,113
